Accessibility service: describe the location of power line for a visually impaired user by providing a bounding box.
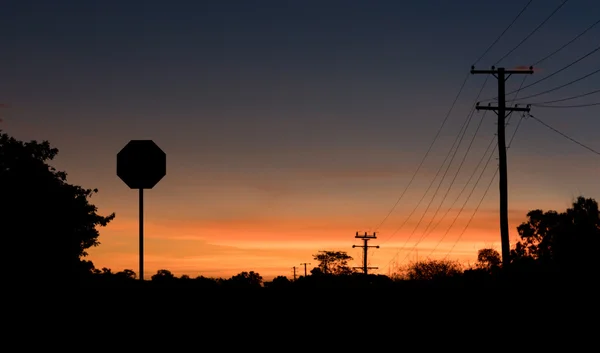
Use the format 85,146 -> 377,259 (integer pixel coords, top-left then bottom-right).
532,18 -> 600,66
480,44 -> 600,103
508,44 -> 600,95
422,125 -> 494,245
443,166 -> 499,260
495,0 -> 570,65
418,76 -> 528,263
377,102 -> 473,246
508,113 -> 527,148
531,102 -> 600,108
472,0 -> 534,66
440,107 -> 529,262
397,103 -> 477,251
513,68 -> 600,101
372,74 -> 470,233
527,113 -> 600,156
373,2 -> 539,233
378,77 -> 489,247
384,101 -> 484,266
408,86 -> 492,253
416,76 -> 529,260
426,144 -> 498,262
529,89 -> 600,104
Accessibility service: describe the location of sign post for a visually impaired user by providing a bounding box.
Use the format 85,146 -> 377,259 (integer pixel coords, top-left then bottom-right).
117,140 -> 167,281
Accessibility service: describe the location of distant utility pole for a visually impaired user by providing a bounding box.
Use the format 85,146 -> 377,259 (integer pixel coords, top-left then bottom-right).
292,266 -> 298,281
470,66 -> 533,265
352,232 -> 380,275
300,262 -> 311,277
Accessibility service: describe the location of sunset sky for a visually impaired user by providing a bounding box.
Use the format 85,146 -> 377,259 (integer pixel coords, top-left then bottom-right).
2,0 -> 599,280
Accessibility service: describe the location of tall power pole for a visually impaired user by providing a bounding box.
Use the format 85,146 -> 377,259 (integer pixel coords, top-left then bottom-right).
292,266 -> 298,281
300,262 -> 311,277
470,66 -> 533,265
352,232 -> 379,275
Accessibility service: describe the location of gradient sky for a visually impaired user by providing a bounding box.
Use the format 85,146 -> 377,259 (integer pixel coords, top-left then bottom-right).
2,0 -> 599,280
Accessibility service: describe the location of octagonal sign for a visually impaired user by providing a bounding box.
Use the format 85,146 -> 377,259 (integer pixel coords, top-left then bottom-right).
117,140 -> 166,189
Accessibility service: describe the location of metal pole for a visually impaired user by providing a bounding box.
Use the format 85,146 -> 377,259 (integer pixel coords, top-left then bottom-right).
139,188 -> 144,281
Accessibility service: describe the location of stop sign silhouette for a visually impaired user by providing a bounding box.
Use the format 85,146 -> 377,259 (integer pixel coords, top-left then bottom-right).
117,140 -> 166,189
116,139 -> 167,281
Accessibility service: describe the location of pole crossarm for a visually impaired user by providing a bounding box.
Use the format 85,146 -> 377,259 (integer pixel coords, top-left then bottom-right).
476,105 -> 531,112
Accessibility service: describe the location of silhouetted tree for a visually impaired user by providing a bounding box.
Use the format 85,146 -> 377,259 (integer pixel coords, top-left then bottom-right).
194,275 -> 219,288
511,196 -> 600,273
0,131 -> 115,283
476,248 -> 501,271
115,269 -> 137,280
152,269 -> 176,282
400,259 -> 463,281
226,271 -> 263,288
270,275 -> 291,287
313,251 -> 354,275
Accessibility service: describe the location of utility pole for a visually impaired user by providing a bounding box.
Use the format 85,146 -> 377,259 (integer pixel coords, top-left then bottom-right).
300,262 -> 311,277
470,66 -> 533,265
292,266 -> 298,281
352,232 -> 379,275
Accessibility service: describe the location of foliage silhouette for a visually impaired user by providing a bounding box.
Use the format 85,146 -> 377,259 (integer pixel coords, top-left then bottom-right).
396,259 -> 463,281
476,248 -> 501,273
312,250 -> 355,275
0,130 -> 115,283
511,196 -> 600,275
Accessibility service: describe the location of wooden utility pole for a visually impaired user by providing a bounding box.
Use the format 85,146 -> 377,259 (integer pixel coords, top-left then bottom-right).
352,232 -> 379,275
300,262 -> 311,276
470,66 -> 533,265
292,266 -> 298,281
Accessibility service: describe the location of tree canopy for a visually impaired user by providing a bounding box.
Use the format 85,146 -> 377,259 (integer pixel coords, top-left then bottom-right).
0,130 -> 115,282
312,250 -> 355,275
511,196 -> 600,273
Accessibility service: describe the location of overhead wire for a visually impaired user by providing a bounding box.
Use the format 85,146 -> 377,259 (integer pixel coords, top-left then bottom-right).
506,44 -> 600,95
442,166 -> 499,260
532,18 -> 600,67
379,102 -> 478,258
444,108 -> 600,263
372,0 -> 537,235
495,0 -> 570,65
372,74 -> 470,233
440,106 -> 527,262
527,113 -> 600,156
419,75 -> 529,262
480,45 -> 600,103
378,83 -> 480,246
513,68 -> 600,101
528,88 -> 600,104
531,102 -> 600,108
399,79 -> 493,258
382,77 -> 490,270
472,0 -> 534,66
378,1 -> 569,273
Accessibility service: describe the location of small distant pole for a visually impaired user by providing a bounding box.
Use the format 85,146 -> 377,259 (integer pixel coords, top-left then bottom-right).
292,266 -> 298,281
300,262 -> 311,276
352,232 -> 380,275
